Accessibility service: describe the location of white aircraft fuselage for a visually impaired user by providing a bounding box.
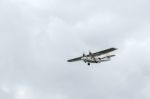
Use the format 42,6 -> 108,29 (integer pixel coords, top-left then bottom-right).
81,56 -> 110,64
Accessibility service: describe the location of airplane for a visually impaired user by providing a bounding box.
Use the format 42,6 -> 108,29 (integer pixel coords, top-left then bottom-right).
67,47 -> 117,65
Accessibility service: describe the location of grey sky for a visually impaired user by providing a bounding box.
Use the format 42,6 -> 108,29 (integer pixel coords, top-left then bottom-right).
0,0 -> 150,99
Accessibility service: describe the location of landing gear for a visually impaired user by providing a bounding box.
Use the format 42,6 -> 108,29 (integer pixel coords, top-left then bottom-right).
87,63 -> 90,66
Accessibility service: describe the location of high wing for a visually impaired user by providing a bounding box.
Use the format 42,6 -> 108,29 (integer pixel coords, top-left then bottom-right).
67,56 -> 82,62
89,47 -> 117,57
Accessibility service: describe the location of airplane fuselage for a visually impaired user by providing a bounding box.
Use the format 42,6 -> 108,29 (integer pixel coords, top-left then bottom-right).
81,56 -> 110,64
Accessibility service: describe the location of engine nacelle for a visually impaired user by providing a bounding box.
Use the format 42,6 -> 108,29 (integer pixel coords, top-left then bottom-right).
89,51 -> 93,57
83,53 -> 86,57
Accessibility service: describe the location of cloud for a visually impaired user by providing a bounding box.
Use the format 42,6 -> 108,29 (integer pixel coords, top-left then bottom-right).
0,0 -> 150,99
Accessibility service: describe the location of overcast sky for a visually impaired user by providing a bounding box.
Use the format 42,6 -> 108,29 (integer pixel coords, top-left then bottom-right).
0,0 -> 150,99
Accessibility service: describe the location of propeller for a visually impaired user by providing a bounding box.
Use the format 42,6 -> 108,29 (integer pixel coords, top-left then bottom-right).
82,53 -> 87,63
89,51 -> 92,56
83,53 -> 86,57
